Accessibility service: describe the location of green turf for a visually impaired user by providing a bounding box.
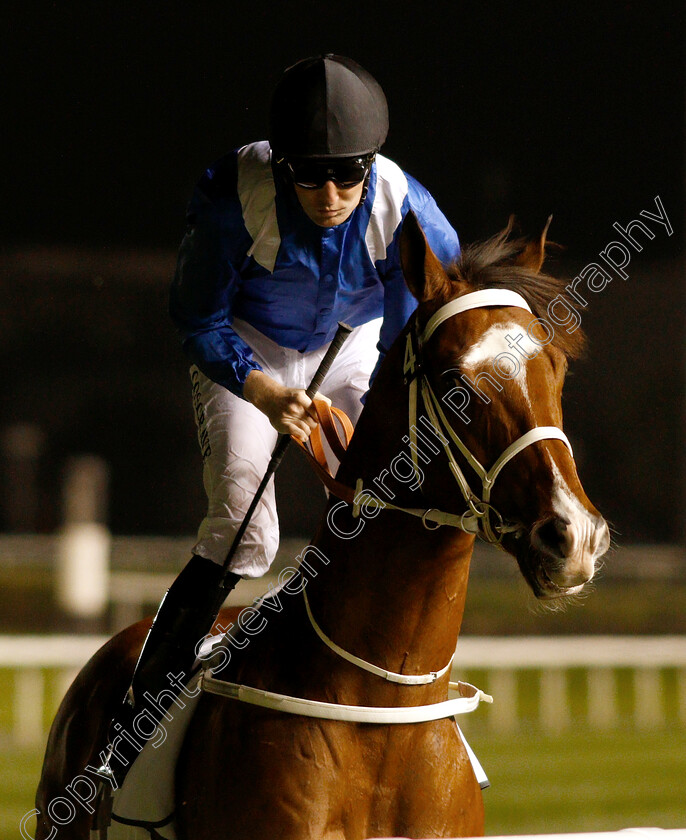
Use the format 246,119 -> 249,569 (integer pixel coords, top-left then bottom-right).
468,728 -> 686,834
2,730 -> 684,839
0,748 -> 42,840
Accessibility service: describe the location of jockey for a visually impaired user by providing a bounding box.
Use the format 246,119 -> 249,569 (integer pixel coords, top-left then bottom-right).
100,54 -> 459,784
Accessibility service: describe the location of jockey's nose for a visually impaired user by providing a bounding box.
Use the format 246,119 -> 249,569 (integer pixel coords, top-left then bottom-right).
321,180 -> 338,201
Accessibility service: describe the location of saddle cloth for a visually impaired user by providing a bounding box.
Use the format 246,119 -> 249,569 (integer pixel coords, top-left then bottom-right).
91,673 -> 202,840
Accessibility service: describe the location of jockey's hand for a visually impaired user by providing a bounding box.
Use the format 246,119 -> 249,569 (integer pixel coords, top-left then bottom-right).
243,370 -> 318,442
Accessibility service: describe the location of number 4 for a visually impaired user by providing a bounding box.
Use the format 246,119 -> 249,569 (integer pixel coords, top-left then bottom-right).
403,333 -> 417,377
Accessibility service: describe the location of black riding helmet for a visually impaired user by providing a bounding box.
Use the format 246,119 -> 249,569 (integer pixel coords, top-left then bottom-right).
269,54 -> 389,160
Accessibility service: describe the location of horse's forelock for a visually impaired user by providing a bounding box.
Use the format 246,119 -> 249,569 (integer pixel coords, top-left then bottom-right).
445,232 -> 586,359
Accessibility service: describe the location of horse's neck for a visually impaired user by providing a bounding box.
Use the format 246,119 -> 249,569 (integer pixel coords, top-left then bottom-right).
308,357 -> 476,685
312,517 -> 474,681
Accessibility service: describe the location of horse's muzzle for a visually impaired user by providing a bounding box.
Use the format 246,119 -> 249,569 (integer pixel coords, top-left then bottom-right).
529,513 -> 610,597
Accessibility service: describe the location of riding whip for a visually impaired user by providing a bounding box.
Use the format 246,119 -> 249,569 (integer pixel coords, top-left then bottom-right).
219,321 -> 353,586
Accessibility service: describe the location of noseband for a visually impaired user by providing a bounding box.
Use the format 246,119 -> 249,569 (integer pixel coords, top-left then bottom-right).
394,289 -> 573,544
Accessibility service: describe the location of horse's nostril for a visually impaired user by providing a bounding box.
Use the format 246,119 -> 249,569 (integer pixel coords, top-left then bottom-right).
531,513 -> 598,592
534,516 -> 571,555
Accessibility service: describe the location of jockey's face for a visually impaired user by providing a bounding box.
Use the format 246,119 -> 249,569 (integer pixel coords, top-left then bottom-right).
294,179 -> 364,227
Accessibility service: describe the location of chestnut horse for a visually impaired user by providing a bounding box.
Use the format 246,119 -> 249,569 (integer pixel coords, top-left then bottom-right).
35,214 -> 609,840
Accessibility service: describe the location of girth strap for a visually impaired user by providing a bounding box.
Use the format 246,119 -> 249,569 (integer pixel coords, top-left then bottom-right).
200,670 -> 492,723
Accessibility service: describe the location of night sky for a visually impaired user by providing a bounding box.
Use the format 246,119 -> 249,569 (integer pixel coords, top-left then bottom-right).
6,1 -> 683,253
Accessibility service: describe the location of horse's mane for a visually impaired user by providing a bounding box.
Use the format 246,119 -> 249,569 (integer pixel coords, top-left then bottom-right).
448,229 -> 586,359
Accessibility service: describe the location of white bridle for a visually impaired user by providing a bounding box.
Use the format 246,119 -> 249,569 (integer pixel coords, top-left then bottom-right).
354,289 -> 573,544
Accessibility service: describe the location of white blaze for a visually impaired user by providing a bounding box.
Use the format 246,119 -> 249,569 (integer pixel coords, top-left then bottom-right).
461,323 -> 540,407
548,461 -> 607,587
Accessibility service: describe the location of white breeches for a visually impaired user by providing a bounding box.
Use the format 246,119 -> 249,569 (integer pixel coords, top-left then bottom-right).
190,317 -> 381,578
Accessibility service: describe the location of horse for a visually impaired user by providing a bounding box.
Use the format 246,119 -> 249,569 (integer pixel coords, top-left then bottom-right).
35,212 -> 609,840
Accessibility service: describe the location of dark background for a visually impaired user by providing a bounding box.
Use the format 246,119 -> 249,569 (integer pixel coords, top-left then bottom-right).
5,2 -> 683,252
3,1 -> 684,549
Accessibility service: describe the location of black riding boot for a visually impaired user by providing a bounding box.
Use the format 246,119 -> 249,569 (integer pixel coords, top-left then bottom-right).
97,555 -> 240,786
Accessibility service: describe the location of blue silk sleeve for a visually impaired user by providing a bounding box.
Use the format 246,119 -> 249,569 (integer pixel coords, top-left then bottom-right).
169,168 -> 261,398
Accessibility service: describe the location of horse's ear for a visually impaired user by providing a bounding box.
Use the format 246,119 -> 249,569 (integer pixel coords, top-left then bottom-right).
400,211 -> 451,302
514,215 -> 553,273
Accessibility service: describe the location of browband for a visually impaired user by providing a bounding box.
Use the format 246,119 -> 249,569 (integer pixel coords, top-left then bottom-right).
421,289 -> 532,345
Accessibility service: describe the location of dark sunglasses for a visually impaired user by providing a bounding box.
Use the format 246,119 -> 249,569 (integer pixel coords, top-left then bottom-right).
286,155 -> 374,190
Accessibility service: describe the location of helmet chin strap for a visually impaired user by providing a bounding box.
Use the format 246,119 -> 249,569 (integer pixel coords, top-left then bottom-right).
359,152 -> 376,204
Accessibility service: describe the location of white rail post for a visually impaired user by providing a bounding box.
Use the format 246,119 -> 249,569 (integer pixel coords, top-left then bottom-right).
587,668 -> 618,729
56,455 -> 111,618
489,669 -> 518,732
14,668 -> 45,748
678,668 -> 686,727
633,667 -> 663,729
540,668 -> 570,731
55,667 -> 80,709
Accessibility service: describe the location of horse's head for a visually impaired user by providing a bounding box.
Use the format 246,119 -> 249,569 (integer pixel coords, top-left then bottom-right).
398,212 -> 609,599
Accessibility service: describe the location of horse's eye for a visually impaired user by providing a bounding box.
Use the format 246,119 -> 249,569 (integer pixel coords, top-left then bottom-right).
440,367 -> 461,384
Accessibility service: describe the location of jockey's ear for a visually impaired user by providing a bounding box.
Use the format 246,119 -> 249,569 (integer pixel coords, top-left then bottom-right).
514,215 -> 553,273
400,211 -> 451,302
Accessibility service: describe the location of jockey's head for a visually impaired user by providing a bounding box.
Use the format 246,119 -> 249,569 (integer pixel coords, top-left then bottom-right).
269,54 -> 388,226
